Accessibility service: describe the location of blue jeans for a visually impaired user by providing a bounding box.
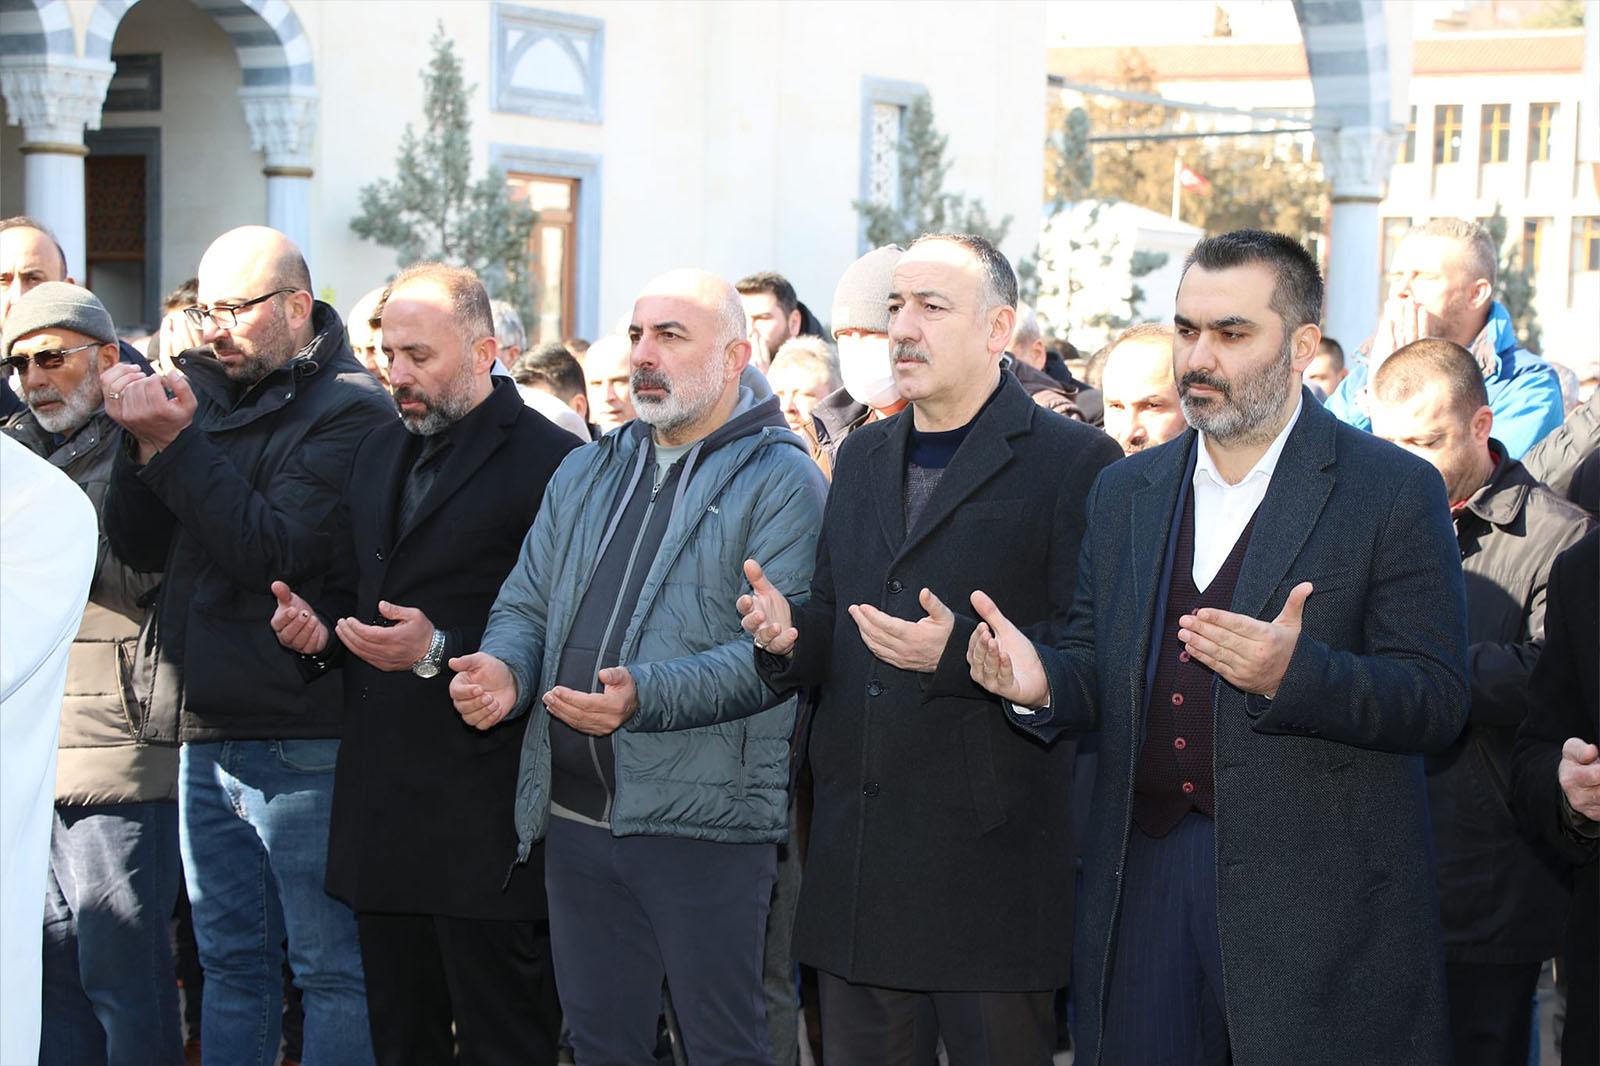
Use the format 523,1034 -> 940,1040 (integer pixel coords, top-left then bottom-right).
40,802 -> 183,1066
179,740 -> 373,1066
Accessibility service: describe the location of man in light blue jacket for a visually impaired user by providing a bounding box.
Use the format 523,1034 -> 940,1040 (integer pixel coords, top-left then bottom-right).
1327,217 -> 1562,459
450,268 -> 827,1066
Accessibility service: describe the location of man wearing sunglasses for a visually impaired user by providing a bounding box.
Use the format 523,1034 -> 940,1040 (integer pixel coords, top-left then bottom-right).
101,225 -> 394,1066
1,282 -> 183,1065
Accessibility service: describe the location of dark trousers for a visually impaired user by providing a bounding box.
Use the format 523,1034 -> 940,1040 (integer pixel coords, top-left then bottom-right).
816,972 -> 1053,1066
544,816 -> 777,1066
356,911 -> 560,1066
1444,960 -> 1541,1066
1100,812 -> 1228,1066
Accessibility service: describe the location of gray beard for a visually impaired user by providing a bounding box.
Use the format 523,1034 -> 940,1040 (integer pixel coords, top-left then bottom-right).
28,374 -> 102,435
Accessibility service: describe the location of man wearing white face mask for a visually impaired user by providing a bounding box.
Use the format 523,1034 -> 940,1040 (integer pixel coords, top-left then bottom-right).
812,246 -> 908,473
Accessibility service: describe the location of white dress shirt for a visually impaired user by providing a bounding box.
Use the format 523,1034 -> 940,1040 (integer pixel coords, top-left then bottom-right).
1190,397 -> 1302,591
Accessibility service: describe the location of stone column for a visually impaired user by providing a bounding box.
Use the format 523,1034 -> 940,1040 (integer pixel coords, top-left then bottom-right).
0,56 -> 117,281
1313,124 -> 1400,355
238,86 -> 319,268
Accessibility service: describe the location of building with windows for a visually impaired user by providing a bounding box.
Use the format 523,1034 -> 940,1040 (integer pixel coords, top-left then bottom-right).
1051,18 -> 1600,367
0,0 -> 1045,343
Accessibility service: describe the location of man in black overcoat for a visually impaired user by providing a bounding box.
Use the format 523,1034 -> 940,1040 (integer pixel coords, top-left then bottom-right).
968,231 -> 1471,1066
271,262 -> 579,1064
740,233 -> 1122,1065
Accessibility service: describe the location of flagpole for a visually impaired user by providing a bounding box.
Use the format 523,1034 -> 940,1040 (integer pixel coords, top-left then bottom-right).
1171,155 -> 1181,221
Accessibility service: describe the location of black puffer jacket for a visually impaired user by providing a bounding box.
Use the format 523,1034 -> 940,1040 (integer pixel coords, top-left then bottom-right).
1427,442 -> 1594,962
104,303 -> 395,741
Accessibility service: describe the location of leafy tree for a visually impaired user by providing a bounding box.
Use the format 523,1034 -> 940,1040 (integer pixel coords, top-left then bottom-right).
351,24 -> 537,321
854,95 -> 1011,249
1047,51 -> 1327,251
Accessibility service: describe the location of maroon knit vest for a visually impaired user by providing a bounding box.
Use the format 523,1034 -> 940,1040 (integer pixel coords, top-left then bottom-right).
1132,488 -> 1257,838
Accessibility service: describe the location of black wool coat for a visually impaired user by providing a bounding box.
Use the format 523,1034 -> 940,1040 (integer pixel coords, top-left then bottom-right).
762,373 -> 1123,991
1512,530 -> 1599,1066
1019,395 -> 1471,1066
321,379 -> 581,920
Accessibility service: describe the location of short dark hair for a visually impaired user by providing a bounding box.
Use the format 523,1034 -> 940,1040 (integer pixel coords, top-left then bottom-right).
271,250 -> 313,294
0,215 -> 69,278
909,232 -> 1018,310
735,272 -> 798,318
164,277 -> 199,313
1372,337 -> 1489,418
1316,336 -> 1345,369
1181,229 -> 1323,334
512,342 -> 586,403
383,262 -> 495,350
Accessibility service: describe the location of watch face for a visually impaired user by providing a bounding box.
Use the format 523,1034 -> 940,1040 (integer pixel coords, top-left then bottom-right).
413,660 -> 440,679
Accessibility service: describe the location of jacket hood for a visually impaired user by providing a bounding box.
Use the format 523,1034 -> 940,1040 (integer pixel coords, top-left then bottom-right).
625,387 -> 793,461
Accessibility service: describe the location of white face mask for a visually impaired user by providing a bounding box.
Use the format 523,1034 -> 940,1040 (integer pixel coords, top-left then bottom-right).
836,332 -> 899,409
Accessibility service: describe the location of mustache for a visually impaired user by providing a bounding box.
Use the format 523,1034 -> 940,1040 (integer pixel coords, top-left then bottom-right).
891,342 -> 929,364
631,368 -> 671,392
1179,369 -> 1230,397
24,387 -> 62,405
391,386 -> 429,406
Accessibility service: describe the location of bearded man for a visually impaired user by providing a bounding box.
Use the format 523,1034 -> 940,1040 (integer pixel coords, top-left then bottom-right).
449,268 -> 827,1064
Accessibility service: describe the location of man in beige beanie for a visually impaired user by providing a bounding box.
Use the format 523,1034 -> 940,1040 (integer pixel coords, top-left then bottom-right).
1,280 -> 182,1064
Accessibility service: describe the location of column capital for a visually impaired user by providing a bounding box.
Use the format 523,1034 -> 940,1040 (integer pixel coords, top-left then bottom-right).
238,86 -> 320,171
1312,124 -> 1401,202
0,55 -> 117,147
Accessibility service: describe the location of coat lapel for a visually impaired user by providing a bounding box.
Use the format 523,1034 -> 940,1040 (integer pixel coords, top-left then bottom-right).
1229,395 -> 1337,619
862,411 -> 913,557
1128,432 -> 1194,629
896,375 -> 1031,562
395,382 -> 519,548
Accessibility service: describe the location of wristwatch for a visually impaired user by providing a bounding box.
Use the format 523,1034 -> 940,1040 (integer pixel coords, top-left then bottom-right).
411,628 -> 447,678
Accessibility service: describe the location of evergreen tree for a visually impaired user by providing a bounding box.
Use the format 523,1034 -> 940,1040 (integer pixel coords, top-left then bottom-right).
854,95 -> 1011,249
1484,205 -> 1541,353
351,24 -> 537,321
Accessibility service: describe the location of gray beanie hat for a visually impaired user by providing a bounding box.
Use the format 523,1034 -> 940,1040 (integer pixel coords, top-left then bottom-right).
3,281 -> 117,360
830,245 -> 902,338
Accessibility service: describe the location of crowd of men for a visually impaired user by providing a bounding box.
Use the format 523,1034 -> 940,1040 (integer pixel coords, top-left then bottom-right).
0,207 -> 1596,1066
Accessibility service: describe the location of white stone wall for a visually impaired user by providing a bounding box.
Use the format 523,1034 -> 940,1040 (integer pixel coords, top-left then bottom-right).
6,0 -> 1044,339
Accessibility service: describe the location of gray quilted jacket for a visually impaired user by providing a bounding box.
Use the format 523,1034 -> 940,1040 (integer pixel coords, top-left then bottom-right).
480,390 -> 827,857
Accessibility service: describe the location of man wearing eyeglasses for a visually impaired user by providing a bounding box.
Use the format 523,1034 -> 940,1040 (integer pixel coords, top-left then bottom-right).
101,225 -> 394,1066
1,282 -> 183,1065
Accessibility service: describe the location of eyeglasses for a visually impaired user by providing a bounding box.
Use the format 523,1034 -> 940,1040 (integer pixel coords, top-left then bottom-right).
1,341 -> 100,375
184,288 -> 297,330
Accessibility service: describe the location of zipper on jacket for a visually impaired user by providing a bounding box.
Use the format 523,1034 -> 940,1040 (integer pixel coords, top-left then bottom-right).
586,474 -> 669,822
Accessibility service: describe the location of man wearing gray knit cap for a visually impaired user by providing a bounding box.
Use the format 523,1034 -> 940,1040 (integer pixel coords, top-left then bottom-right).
1,280 -> 184,1064
810,245 -> 907,473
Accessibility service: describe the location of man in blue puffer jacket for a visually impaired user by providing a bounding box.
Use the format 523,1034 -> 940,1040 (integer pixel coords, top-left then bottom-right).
1327,217 -> 1562,459
450,268 -> 827,1066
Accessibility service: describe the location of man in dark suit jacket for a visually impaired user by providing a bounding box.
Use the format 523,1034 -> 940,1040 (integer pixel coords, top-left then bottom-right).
741,233 -> 1122,1065
968,231 -> 1471,1066
1512,529 -> 1598,1066
271,262 -> 580,1065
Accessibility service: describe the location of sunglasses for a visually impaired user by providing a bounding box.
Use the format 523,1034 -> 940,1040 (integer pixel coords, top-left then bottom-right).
1,341 -> 100,375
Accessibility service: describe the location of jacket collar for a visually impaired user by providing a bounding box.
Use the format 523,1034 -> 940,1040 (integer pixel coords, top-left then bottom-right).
175,301 -> 348,426
3,406 -> 118,469
1460,439 -> 1532,529
390,376 -> 524,546
1469,301 -> 1519,381
858,370 -> 1031,560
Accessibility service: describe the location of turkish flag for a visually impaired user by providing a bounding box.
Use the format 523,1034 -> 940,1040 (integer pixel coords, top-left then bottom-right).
1178,164 -> 1212,194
